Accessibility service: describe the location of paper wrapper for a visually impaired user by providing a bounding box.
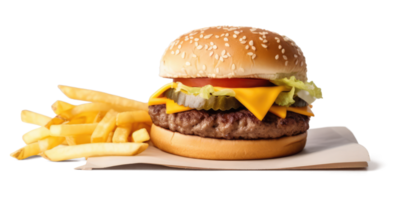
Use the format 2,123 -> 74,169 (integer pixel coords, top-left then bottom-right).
76,127 -> 370,170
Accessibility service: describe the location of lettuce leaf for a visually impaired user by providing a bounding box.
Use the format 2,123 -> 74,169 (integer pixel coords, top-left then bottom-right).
175,82 -> 235,99
271,76 -> 322,106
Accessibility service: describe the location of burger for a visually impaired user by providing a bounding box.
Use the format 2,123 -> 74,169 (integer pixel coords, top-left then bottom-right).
147,26 -> 322,160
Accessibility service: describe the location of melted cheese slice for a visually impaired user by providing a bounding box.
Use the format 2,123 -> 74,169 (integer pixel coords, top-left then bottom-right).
148,83 -> 314,119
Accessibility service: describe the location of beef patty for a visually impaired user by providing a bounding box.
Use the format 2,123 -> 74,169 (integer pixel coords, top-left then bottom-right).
148,104 -> 310,140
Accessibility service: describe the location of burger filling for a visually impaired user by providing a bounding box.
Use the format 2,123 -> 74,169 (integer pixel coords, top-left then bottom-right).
148,104 -> 309,140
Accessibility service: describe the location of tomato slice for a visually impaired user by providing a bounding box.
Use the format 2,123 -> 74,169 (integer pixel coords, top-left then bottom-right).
173,78 -> 273,88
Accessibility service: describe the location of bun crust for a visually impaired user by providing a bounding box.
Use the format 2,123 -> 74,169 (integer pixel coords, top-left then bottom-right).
150,124 -> 307,160
160,26 -> 307,81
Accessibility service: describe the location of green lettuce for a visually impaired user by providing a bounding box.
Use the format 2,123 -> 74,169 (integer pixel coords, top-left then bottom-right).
271,76 -> 322,106
175,82 -> 235,99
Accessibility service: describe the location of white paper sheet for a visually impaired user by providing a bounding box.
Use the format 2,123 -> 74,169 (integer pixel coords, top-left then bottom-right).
76,127 -> 370,170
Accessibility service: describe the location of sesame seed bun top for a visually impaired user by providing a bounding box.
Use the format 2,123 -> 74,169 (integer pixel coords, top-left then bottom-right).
159,26 -> 308,81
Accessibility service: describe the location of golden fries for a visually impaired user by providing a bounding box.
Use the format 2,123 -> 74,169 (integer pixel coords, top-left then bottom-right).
50,123 -> 98,136
12,85 -> 153,161
42,143 -> 149,161
112,125 -> 133,143
52,100 -> 75,115
23,127 -> 51,144
21,110 -> 51,126
58,85 -> 148,111
132,128 -> 150,143
91,110 -> 118,143
116,111 -> 152,126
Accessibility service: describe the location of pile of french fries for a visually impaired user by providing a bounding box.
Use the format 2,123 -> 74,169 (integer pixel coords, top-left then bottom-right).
11,85 -> 152,162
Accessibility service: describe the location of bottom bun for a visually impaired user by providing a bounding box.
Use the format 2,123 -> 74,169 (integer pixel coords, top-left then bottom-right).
150,124 -> 307,160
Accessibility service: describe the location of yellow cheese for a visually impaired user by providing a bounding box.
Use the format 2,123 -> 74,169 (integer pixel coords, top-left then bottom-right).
165,99 -> 193,114
269,105 -> 287,119
148,97 -> 168,106
149,83 -> 313,119
287,106 -> 314,117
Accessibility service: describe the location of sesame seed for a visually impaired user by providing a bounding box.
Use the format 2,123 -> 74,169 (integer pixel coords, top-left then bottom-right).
263,40 -> 268,43
216,68 -> 220,73
197,45 -> 203,50
252,54 -> 256,59
181,52 -> 185,58
223,55 -> 229,59
243,36 -> 247,39
285,61 -> 288,66
194,38 -> 199,41
220,57 -> 224,62
295,60 -> 299,65
225,33 -> 229,36
301,62 -> 304,66
275,54 -> 279,60
275,37 -> 280,43
259,37 -> 263,40
234,31 -> 240,35
249,40 -> 254,46
245,45 -> 249,49
225,43 -> 229,47
209,51 -> 214,57
189,32 -> 198,36
210,42 -> 214,45
262,44 -> 268,48
283,55 -> 287,60
278,45 -> 282,49
215,35 -> 220,38
221,50 -> 226,55
233,34 -> 237,38
294,54 -> 298,58
240,41 -> 246,44
247,52 -> 254,56
224,38 -> 228,41
190,40 -> 193,43
213,45 -> 217,49
250,28 -> 257,31
208,47 -> 213,51
178,45 -> 181,49
185,38 -> 189,41
171,51 -> 174,55
202,65 -> 206,70
204,34 -> 213,39
263,35 -> 266,38
252,46 -> 256,51
176,50 -> 180,54
200,34 -> 203,38
227,52 -> 231,57
186,62 -> 190,66
232,64 -> 236,70
239,38 -> 243,41
215,54 -> 219,60
282,49 -> 285,54
205,44 -> 208,49
192,54 -> 197,58
190,37 -> 193,39
195,42 -> 198,46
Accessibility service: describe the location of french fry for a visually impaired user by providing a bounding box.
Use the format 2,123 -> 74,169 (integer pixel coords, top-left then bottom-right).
93,111 -> 106,123
42,143 -> 149,161
68,111 -> 98,124
106,130 -> 114,143
21,110 -> 51,126
112,125 -> 133,143
60,103 -> 129,120
50,123 -> 98,137
132,128 -> 150,143
52,100 -> 75,115
44,116 -> 65,129
91,110 -> 118,143
58,85 -> 148,111
65,135 -> 91,146
11,137 -> 65,160
116,111 -> 152,126
23,127 -> 51,144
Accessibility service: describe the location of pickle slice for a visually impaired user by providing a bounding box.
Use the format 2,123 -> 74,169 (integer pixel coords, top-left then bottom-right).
164,89 -> 243,111
291,96 -> 309,107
